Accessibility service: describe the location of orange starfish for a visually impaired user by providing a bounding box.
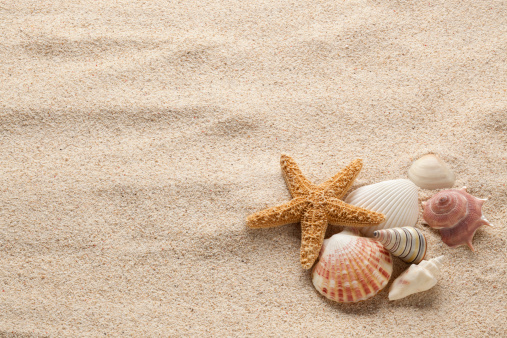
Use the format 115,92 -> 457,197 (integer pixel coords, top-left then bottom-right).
247,154 -> 385,269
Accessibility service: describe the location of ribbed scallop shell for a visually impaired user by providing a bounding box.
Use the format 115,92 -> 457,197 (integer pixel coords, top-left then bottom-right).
344,179 -> 419,237
373,227 -> 427,264
408,154 -> 455,190
312,229 -> 393,303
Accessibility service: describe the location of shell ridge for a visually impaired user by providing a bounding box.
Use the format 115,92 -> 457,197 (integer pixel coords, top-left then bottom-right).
399,227 -> 413,259
348,248 -> 366,302
403,228 -> 419,263
381,231 -> 393,249
378,186 -> 410,218
391,228 -> 402,255
364,188 -> 411,233
415,229 -> 426,263
346,183 -> 387,205
353,240 -> 372,301
348,189 -> 382,206
389,189 -> 417,228
356,242 -> 378,298
347,180 -> 407,214
410,228 -> 420,262
397,191 -> 418,224
343,248 -> 355,302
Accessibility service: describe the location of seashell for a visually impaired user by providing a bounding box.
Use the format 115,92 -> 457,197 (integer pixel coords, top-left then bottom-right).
344,179 -> 419,237
422,187 -> 492,251
388,256 -> 444,301
312,229 -> 393,303
373,227 -> 427,264
408,154 -> 455,189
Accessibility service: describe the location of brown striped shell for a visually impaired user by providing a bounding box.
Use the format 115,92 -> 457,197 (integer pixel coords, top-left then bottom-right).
311,229 -> 393,303
373,227 -> 427,264
422,187 -> 491,251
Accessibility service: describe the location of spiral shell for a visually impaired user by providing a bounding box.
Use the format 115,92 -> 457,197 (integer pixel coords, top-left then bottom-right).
373,227 -> 427,264
344,179 -> 419,237
389,256 -> 444,301
408,154 -> 455,190
422,187 -> 491,251
312,229 -> 393,303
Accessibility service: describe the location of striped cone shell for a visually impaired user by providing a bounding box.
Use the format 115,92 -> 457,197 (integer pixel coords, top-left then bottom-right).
344,179 -> 419,237
373,227 -> 427,264
312,229 -> 393,303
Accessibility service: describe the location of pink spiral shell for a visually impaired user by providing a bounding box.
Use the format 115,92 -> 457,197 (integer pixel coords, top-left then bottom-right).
422,187 -> 491,251
422,190 -> 468,229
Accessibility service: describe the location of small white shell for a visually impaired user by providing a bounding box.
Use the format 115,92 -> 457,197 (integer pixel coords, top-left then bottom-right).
408,154 -> 455,190
344,179 -> 419,237
388,256 -> 444,301
373,227 -> 427,264
312,229 -> 393,303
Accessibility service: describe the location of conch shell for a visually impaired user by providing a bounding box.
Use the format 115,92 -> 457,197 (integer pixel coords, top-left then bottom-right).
408,154 -> 455,190
422,187 -> 492,251
373,227 -> 427,264
312,229 -> 393,303
389,256 -> 444,301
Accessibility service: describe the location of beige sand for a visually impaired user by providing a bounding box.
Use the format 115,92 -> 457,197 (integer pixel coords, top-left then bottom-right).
0,1 -> 506,336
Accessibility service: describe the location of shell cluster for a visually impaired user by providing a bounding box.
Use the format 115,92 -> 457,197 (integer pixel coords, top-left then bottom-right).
312,179 -> 435,303
344,179 -> 419,237
373,227 -> 427,264
422,187 -> 491,251
312,229 -> 393,303
408,154 -> 455,190
307,154 -> 490,303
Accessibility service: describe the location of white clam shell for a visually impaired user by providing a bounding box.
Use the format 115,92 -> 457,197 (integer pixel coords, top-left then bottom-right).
408,154 -> 455,190
344,179 -> 419,237
312,229 -> 393,303
388,256 -> 444,301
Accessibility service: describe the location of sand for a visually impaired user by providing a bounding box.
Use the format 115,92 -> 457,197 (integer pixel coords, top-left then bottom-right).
0,0 -> 506,336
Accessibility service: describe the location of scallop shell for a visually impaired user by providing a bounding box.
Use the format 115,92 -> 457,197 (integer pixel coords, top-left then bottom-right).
344,179 -> 419,237
312,229 -> 393,303
408,154 -> 455,190
373,227 -> 427,264
422,187 -> 491,251
388,256 -> 444,301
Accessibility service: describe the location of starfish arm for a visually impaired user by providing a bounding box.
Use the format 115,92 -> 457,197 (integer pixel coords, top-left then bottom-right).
324,198 -> 385,227
280,154 -> 315,197
320,159 -> 363,199
247,197 -> 309,228
300,207 -> 328,269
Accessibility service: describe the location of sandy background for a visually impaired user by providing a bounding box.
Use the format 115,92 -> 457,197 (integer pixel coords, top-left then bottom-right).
1,0 -> 506,336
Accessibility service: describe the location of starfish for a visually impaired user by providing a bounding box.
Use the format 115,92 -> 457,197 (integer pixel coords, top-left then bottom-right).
247,154 -> 385,269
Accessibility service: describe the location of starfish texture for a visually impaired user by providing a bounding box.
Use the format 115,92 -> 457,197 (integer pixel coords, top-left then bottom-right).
247,154 -> 385,269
